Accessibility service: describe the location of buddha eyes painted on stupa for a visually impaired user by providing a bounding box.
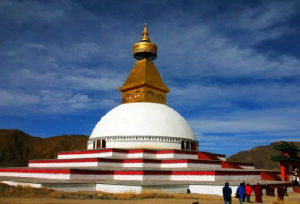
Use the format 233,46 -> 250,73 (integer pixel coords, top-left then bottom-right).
157,94 -> 164,102
125,94 -> 131,100
147,91 -> 154,98
134,90 -> 141,98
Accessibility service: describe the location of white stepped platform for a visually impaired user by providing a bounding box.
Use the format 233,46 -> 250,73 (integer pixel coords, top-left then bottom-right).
0,168 -> 261,182
29,158 -> 222,169
57,149 -> 200,160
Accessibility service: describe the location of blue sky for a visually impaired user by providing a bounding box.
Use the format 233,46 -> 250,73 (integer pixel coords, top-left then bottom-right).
0,0 -> 299,156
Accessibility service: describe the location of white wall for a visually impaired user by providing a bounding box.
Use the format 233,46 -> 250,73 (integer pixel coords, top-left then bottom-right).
106,141 -> 180,150
96,184 -> 142,193
1,180 -> 42,188
58,151 -> 113,159
215,174 -> 260,181
0,172 -> 70,180
43,183 -> 96,192
189,184 -> 238,196
171,175 -> 215,181
29,162 -> 98,168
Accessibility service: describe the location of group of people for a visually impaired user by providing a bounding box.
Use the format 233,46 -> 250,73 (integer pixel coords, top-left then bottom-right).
236,182 -> 256,203
223,182 -> 287,203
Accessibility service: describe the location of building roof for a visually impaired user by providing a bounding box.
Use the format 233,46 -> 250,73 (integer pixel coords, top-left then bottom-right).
119,58 -> 169,93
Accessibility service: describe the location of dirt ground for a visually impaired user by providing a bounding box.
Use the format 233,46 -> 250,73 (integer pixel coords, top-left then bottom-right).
0,193 -> 299,204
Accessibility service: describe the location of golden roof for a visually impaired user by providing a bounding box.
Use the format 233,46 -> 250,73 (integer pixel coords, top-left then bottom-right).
119,58 -> 169,92
119,24 -> 169,104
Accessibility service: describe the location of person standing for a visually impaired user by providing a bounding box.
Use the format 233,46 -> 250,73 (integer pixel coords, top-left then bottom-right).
245,183 -> 252,202
277,185 -> 284,201
269,185 -> 275,196
254,183 -> 263,203
237,183 -> 246,204
223,182 -> 232,204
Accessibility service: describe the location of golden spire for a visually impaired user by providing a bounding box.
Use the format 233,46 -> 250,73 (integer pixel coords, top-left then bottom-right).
120,24 -> 169,104
133,23 -> 157,60
140,23 -> 150,41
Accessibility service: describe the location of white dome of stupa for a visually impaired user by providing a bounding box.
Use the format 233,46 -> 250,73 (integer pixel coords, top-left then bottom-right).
90,102 -> 195,140
88,102 -> 197,150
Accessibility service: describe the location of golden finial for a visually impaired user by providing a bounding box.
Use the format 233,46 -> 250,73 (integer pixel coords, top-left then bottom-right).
133,23 -> 157,60
141,23 -> 150,42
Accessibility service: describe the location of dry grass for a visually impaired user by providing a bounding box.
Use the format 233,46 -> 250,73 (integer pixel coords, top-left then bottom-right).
0,182 -> 221,200
0,182 -> 299,204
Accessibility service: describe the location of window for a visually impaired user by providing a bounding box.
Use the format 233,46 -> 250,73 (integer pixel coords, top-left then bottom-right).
101,139 -> 106,148
96,140 -> 101,149
186,141 -> 191,150
181,141 -> 185,150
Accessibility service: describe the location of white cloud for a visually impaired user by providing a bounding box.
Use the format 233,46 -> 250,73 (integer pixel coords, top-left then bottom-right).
0,0 -> 70,24
0,89 -> 41,106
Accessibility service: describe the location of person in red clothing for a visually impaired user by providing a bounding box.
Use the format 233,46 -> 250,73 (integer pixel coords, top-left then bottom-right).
269,185 -> 275,196
254,183 -> 263,203
245,183 -> 252,202
277,185 -> 284,201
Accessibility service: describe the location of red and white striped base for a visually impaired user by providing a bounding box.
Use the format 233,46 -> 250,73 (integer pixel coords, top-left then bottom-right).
0,168 -> 261,181
29,158 -> 222,169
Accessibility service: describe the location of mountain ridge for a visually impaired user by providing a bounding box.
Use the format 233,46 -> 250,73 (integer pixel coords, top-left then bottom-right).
227,141 -> 300,170
0,129 -> 88,167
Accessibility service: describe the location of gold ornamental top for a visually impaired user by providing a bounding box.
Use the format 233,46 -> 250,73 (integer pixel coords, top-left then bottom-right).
133,23 -> 157,60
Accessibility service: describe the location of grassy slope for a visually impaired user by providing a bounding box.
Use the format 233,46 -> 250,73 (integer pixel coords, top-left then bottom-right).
0,129 -> 88,167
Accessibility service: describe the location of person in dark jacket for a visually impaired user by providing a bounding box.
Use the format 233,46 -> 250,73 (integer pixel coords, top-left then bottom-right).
237,183 -> 246,204
223,182 -> 232,204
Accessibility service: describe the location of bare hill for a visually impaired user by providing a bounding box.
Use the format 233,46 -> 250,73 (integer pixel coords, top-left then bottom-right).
227,141 -> 300,170
0,129 -> 88,167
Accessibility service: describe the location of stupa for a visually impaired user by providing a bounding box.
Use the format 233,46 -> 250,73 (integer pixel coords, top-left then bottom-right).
0,24 -> 293,195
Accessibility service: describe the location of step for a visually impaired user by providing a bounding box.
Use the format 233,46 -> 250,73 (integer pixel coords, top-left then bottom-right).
29,158 -> 222,169
57,149 -> 199,160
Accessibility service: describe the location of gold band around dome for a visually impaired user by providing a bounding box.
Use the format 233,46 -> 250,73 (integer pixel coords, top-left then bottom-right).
133,42 -> 157,55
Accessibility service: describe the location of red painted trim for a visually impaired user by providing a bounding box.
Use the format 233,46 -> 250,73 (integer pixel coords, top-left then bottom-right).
58,149 -> 128,155
122,159 -> 161,163
162,159 -> 221,164
221,161 -> 242,169
114,171 -> 144,175
128,149 -> 157,154
198,151 -> 226,157
70,169 -> 114,175
29,158 -> 99,163
172,171 -> 215,175
0,168 -> 70,174
157,150 -> 198,155
29,158 -> 222,165
215,171 -> 260,176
